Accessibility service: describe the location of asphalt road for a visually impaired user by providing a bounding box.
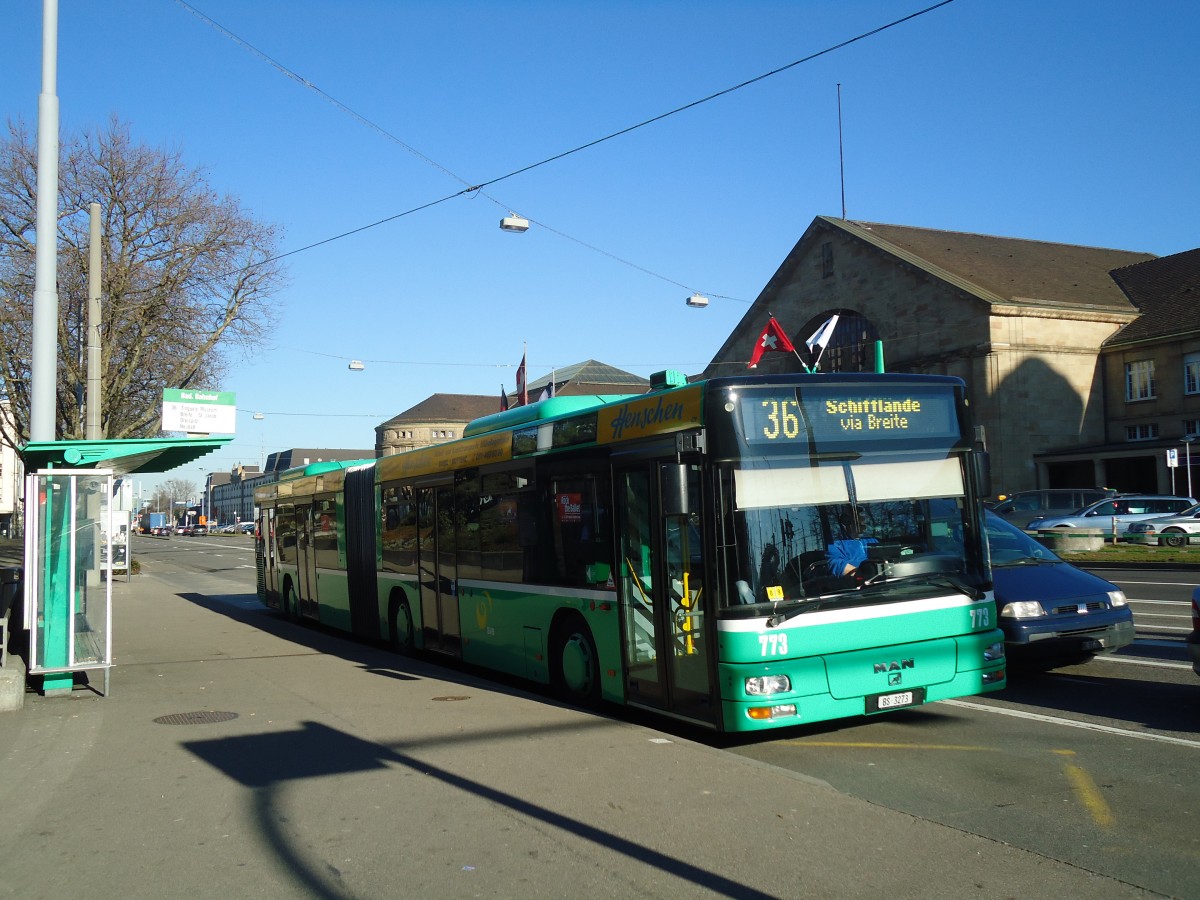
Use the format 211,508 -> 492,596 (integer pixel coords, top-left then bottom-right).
135,534 -> 1200,898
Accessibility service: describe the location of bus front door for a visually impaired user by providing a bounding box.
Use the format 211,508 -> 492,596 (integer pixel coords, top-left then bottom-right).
616,464 -> 714,725
417,484 -> 461,656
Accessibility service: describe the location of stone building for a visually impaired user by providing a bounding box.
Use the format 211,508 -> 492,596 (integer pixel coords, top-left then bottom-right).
704,217 -> 1196,495
376,394 -> 499,457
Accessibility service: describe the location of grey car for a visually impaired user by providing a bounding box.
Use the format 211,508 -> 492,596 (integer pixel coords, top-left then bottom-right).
1027,494 -> 1196,537
990,488 -> 1114,529
1123,502 -> 1200,547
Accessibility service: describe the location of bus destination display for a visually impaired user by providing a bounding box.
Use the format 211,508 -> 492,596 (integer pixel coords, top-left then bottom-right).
740,387 -> 960,446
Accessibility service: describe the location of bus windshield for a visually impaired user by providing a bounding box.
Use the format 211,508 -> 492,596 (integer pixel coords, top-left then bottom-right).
719,453 -> 985,613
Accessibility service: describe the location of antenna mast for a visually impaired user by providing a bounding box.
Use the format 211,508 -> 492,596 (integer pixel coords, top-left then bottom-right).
837,83 -> 847,219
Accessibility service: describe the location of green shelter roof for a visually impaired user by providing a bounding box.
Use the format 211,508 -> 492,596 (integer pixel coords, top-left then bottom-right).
21,437 -> 233,476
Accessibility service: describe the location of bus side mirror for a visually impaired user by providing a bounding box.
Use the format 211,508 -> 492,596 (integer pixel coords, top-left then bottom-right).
662,464 -> 690,517
970,450 -> 992,501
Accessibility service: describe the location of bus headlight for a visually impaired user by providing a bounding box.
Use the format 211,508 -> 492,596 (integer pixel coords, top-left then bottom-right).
745,674 -> 790,696
983,641 -> 1005,662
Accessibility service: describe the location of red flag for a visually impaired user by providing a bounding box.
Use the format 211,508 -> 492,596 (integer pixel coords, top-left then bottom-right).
500,384 -> 510,411
516,353 -> 528,406
747,317 -> 796,368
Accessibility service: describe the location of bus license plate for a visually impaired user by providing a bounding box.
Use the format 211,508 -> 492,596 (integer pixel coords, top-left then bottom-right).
866,687 -> 925,713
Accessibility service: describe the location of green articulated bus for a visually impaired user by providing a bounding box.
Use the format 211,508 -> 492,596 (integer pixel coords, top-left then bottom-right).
255,370 -> 1005,733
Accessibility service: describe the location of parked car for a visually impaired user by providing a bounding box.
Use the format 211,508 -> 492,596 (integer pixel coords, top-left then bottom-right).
191,524 -> 208,536
1026,494 -> 1196,537
1122,502 -> 1200,547
986,510 -> 1135,669
1186,588 -> 1200,677
990,488 -> 1115,529
238,522 -> 255,534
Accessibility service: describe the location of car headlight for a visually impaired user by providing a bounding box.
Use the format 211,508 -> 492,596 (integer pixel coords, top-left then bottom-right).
1127,524 -> 1152,533
1107,590 -> 1127,608
999,600 -> 1045,619
745,674 -> 791,696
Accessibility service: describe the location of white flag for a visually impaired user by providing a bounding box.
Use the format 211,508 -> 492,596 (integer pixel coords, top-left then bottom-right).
805,315 -> 840,353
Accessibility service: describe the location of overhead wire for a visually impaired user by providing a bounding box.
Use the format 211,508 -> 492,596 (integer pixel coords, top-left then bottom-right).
173,0 -> 958,304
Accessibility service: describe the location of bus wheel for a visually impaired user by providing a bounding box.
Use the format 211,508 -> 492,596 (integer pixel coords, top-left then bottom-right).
389,595 -> 415,655
551,616 -> 601,707
282,579 -> 298,621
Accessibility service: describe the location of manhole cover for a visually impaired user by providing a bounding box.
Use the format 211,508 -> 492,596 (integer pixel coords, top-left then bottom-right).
431,695 -> 470,702
153,710 -> 239,725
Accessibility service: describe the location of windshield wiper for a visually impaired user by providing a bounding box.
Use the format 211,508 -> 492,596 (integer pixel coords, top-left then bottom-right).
870,571 -> 986,601
766,598 -> 828,628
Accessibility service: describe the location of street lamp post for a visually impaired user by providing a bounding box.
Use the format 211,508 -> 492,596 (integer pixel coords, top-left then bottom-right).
1184,435 -> 1196,499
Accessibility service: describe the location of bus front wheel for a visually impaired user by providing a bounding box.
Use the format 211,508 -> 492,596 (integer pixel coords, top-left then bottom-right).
551,616 -> 601,707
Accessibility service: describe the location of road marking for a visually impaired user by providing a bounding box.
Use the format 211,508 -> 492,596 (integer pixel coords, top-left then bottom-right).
1101,654 -> 1189,670
1056,750 -> 1116,828
784,741 -> 989,751
940,698 -> 1200,748
1116,580 -> 1200,587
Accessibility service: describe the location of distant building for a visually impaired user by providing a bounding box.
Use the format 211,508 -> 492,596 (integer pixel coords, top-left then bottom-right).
204,449 -> 374,525
376,394 -> 498,457
0,400 -> 21,537
514,359 -> 650,403
208,465 -> 258,526
704,216 -> 1198,495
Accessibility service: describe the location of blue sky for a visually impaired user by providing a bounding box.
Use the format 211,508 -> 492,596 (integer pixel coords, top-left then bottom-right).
7,1 -> 1198,500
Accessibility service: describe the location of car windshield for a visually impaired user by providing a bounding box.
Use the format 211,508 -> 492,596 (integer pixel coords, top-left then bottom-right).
985,510 -> 1060,565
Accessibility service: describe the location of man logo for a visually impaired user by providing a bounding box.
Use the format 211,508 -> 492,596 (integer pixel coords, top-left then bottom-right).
873,658 -> 914,674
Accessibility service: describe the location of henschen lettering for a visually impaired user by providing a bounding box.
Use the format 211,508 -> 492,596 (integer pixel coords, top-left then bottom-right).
608,396 -> 687,441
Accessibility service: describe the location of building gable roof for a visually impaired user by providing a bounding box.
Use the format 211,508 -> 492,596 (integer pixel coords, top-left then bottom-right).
383,394 -> 498,427
831,218 -> 1154,312
524,359 -> 649,395
1106,248 -> 1200,345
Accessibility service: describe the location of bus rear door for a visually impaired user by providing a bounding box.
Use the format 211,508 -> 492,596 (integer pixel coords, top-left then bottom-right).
417,482 -> 462,656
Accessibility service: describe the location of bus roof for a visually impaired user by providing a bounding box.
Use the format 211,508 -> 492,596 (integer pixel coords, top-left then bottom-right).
464,395 -> 638,437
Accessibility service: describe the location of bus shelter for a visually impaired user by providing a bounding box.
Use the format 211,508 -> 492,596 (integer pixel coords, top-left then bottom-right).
20,438 -> 230,696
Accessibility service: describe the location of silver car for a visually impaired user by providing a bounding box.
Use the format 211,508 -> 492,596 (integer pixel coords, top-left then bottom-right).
1027,494 -> 1195,537
1123,502 -> 1200,547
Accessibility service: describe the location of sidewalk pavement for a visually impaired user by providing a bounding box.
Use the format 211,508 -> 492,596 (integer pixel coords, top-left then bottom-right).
0,561 -> 1153,899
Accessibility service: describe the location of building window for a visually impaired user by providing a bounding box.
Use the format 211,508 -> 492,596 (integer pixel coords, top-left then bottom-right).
821,242 -> 834,278
1125,360 -> 1156,401
1125,423 -> 1159,441
1185,419 -> 1199,438
1185,353 -> 1200,395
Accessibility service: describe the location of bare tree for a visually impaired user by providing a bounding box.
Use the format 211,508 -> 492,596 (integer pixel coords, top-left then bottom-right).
154,478 -> 199,518
0,117 -> 285,447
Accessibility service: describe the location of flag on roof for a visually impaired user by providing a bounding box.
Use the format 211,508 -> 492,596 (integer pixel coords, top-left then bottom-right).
516,352 -> 528,406
747,317 -> 796,369
500,384 -> 510,411
806,315 -> 840,354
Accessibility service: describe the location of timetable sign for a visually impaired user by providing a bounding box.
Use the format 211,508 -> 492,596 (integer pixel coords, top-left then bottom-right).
162,389 -> 237,435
